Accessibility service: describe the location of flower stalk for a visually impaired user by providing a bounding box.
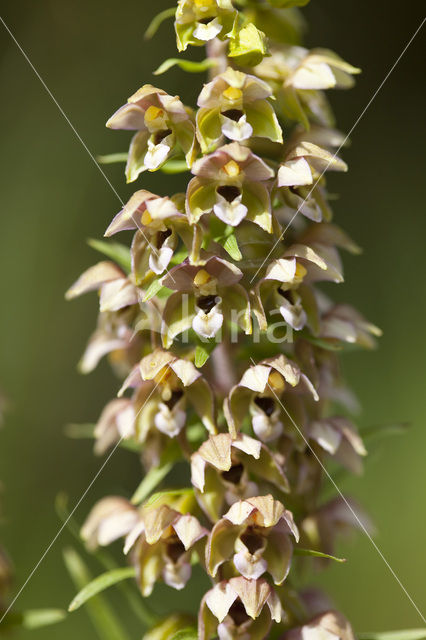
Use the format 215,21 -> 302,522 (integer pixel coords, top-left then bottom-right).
67,1 -> 382,638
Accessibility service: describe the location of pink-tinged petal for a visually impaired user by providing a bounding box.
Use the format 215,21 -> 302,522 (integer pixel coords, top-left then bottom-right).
264,258 -> 297,283
266,588 -> 282,623
143,505 -> 179,545
117,365 -> 143,397
105,190 -> 157,236
199,433 -> 233,471
127,84 -> 167,105
240,365 -> 270,393
106,103 -> 147,130
65,261 -> 124,299
265,354 -> 301,387
81,497 -> 138,550
224,499 -> 257,525
123,520 -> 145,554
233,434 -> 262,459
205,581 -> 238,623
170,358 -> 201,386
234,550 -> 268,580
79,332 -> 126,375
140,350 -> 175,381
99,279 -> 139,312
229,576 -> 271,619
173,514 -> 208,550
278,157 -> 313,187
244,495 -> 285,528
191,452 -> 207,492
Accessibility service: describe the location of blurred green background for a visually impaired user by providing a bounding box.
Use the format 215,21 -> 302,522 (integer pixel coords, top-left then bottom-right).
0,1 -> 425,637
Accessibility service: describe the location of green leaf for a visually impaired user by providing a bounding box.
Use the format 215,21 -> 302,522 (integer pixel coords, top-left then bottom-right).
294,548 -> 346,563
131,463 -> 174,505
229,23 -> 268,67
143,278 -> 165,302
222,232 -> 242,261
97,152 -> 128,164
154,58 -> 217,76
21,609 -> 67,629
362,422 -> 410,440
268,0 -> 310,7
160,159 -> 190,174
69,566 -> 136,612
358,632 -> 426,640
170,629 -> 198,640
144,7 -> 176,40
63,548 -> 131,640
88,238 -> 131,273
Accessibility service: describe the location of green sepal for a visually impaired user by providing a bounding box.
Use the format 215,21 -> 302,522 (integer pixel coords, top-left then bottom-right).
88,238 -> 131,273
221,231 -> 243,261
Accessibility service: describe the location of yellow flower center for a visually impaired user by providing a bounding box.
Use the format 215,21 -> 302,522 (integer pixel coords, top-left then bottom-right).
144,105 -> 164,124
268,371 -> 286,392
222,160 -> 241,178
193,269 -> 212,287
223,86 -> 243,102
141,210 -> 153,225
295,263 -> 307,279
194,0 -> 216,9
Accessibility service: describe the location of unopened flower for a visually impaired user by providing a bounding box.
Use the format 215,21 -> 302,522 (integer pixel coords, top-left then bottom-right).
319,303 -> 382,348
300,496 -> 373,559
81,497 -> 139,551
309,417 -> 367,474
125,504 -> 207,595
186,142 -> 274,231
92,397 -> 135,455
282,610 -> 355,640
278,141 -> 347,189
161,254 -> 251,343
197,68 -> 282,152
106,85 -> 197,181
191,433 -> 289,520
225,355 -> 318,441
175,0 -> 237,51
199,576 -> 282,640
207,494 -> 299,584
77,306 -> 143,375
